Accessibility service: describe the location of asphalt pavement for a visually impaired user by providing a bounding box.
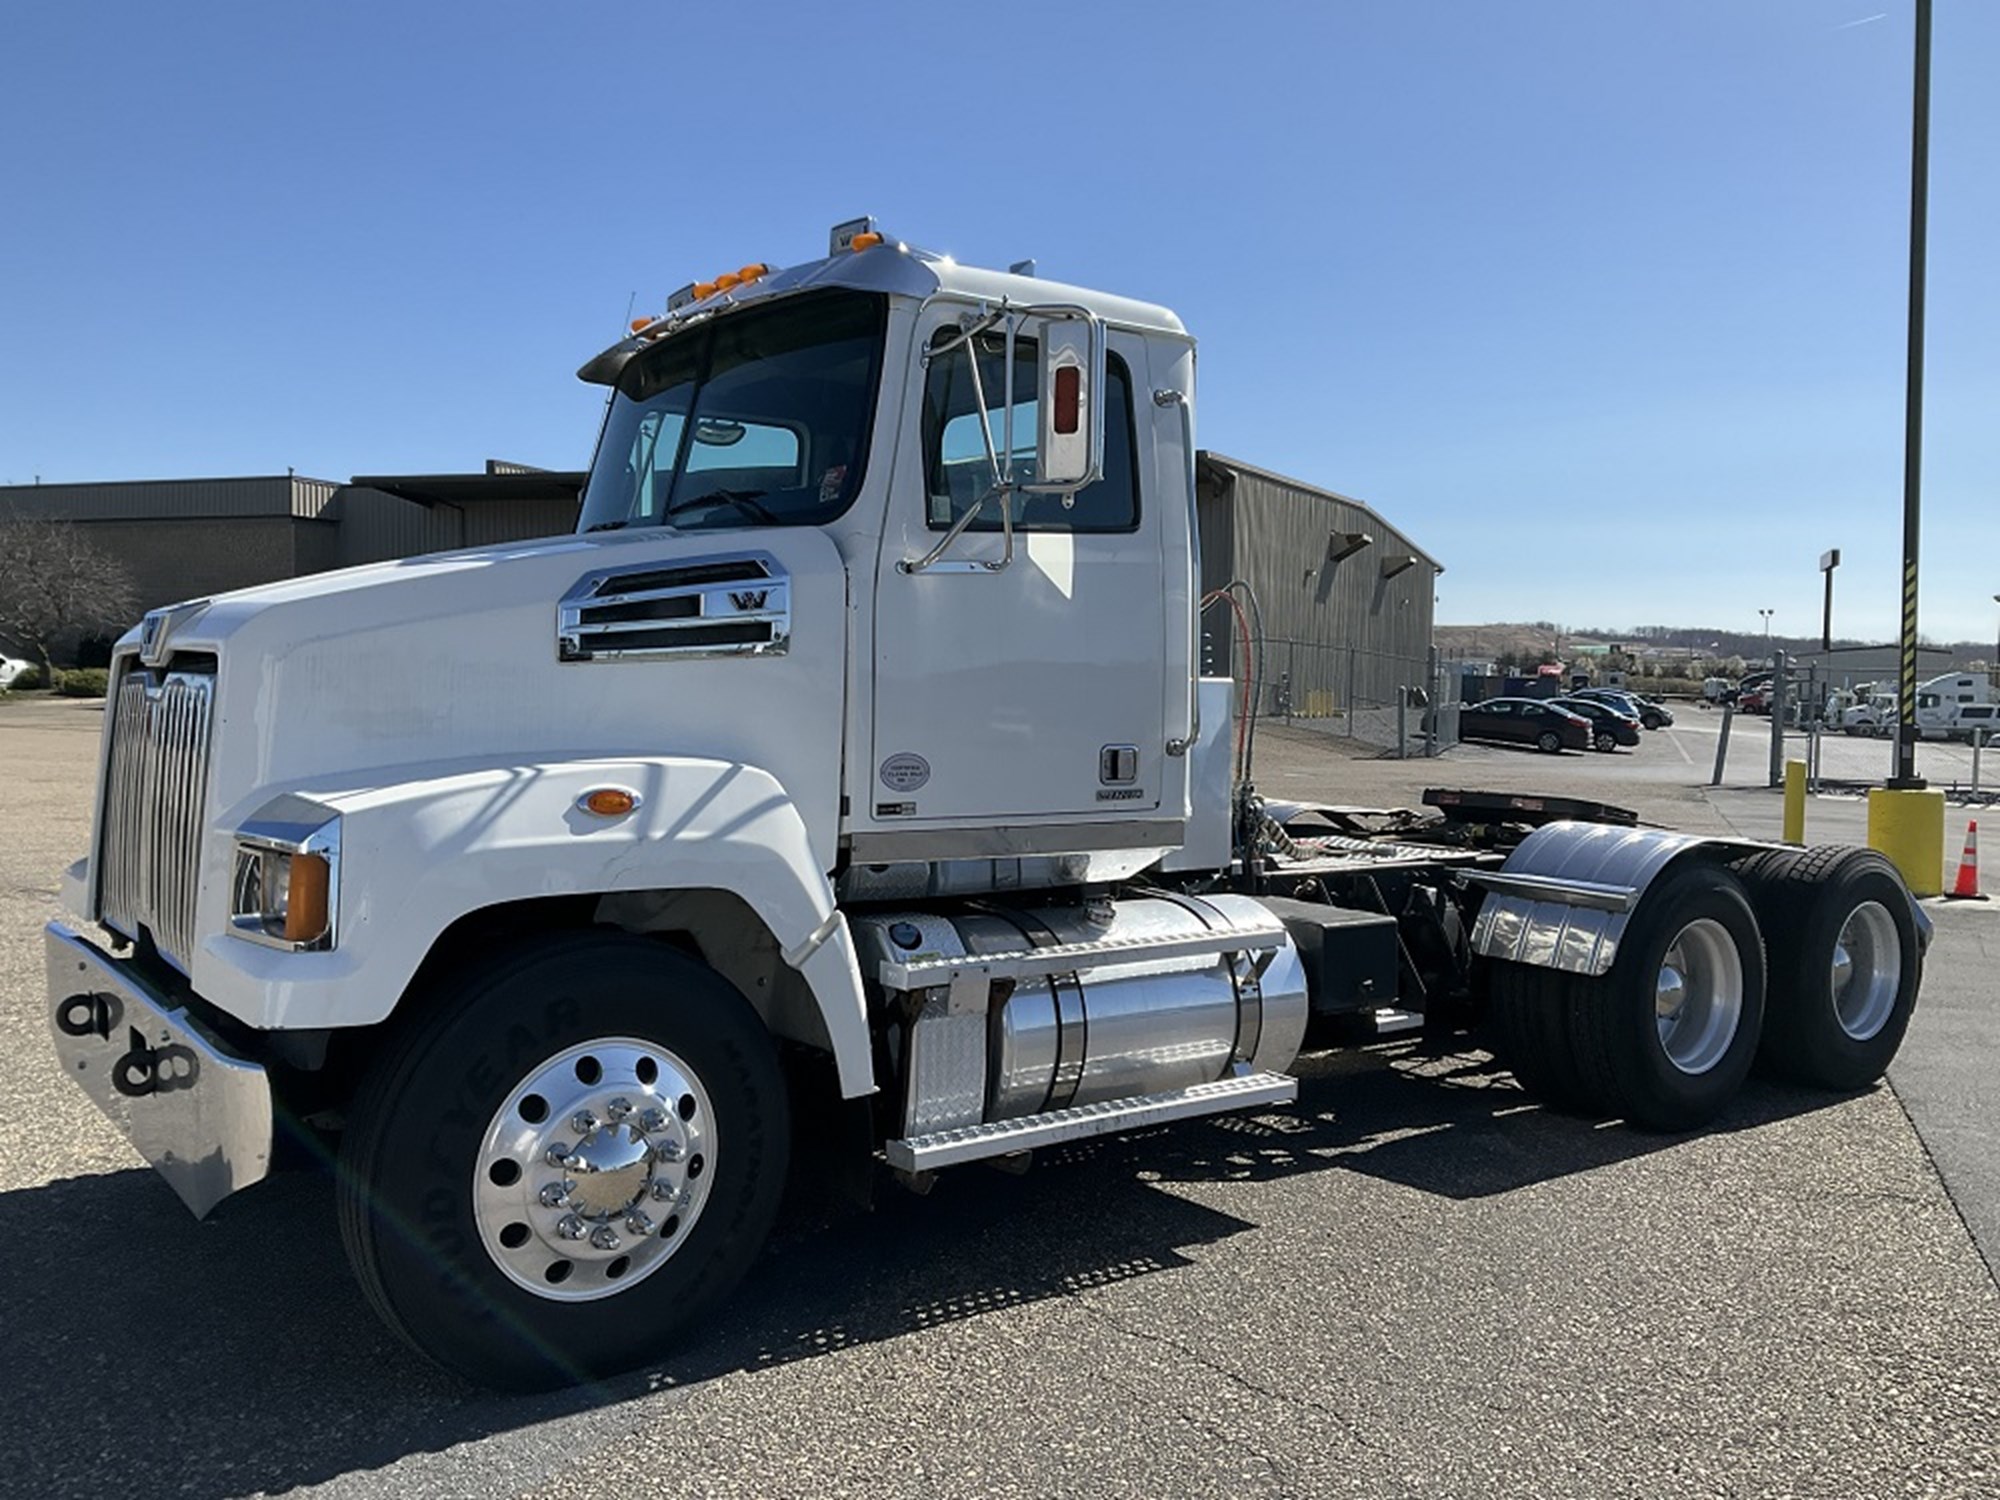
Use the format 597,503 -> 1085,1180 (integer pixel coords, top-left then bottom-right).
3,696 -> 1997,1499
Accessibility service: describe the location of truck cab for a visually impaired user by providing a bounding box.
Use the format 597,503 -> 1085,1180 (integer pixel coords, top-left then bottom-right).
43,220 -> 1928,1390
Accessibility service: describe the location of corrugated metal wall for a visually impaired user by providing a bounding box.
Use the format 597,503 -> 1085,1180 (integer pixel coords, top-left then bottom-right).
0,476 -> 302,521
1196,454 -> 1440,714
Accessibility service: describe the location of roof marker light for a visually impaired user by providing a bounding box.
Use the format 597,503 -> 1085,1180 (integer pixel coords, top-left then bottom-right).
714,272 -> 742,291
850,232 -> 883,252
692,281 -> 717,301
828,215 -> 877,255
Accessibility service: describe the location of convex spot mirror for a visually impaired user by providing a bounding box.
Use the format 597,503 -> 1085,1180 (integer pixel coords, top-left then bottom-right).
1032,314 -> 1106,496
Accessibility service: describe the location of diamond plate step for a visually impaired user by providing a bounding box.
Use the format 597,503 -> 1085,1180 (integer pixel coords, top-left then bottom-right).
884,1071 -> 1299,1173
877,924 -> 1287,992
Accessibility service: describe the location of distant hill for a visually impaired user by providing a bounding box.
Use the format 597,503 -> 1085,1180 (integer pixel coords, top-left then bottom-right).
1436,622 -> 1989,672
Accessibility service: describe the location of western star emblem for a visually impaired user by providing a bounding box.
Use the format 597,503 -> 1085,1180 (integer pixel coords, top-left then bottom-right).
729,589 -> 769,611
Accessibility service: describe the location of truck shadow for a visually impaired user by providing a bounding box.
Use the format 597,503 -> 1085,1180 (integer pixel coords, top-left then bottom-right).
0,1045 -> 1851,1499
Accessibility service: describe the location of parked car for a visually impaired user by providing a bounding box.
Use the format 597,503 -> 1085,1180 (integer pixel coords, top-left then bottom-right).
1458,697 -> 1591,753
0,656 -> 31,691
1737,683 -> 1773,716
1553,696 -> 1643,752
1572,687 -> 1674,731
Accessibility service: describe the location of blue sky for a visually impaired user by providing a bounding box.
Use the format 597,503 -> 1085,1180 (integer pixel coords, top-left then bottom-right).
2,1 -> 1994,642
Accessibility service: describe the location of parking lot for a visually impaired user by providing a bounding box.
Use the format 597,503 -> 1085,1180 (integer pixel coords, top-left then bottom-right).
4,696 -> 1998,1500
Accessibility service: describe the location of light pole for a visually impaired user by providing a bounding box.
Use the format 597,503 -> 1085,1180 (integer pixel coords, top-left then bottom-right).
1992,593 -> 1999,688
1890,0 -> 1934,789
1759,609 -> 1774,654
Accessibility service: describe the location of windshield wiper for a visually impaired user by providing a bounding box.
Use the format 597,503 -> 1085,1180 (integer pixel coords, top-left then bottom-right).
584,520 -> 630,533
664,488 -> 776,525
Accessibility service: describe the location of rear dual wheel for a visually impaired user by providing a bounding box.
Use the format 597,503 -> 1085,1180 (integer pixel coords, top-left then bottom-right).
1489,864 -> 1765,1131
1734,846 -> 1920,1090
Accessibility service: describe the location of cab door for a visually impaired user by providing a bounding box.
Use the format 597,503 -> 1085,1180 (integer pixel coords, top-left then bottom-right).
863,314 -> 1171,849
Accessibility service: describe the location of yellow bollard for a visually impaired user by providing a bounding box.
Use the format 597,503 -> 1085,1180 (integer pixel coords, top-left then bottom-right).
1783,760 -> 1807,845
1867,787 -> 1947,897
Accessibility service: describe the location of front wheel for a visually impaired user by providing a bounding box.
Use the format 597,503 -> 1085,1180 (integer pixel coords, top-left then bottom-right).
337,933 -> 790,1390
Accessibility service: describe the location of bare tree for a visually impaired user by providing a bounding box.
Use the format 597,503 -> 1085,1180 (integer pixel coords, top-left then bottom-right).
0,509 -> 141,674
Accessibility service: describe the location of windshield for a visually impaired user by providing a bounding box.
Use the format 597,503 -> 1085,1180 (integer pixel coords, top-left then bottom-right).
577,290 -> 886,534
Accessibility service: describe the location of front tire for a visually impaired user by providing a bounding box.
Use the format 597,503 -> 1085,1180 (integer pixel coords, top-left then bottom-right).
337,933 -> 790,1390
1537,729 -> 1563,754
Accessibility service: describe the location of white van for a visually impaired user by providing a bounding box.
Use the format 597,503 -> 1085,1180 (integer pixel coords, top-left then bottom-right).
1915,674 -> 2000,741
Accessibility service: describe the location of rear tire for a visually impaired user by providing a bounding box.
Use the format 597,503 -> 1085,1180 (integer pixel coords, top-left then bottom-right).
1594,730 -> 1616,753
1564,864 -> 1766,1131
1737,846 -> 1920,1091
1488,962 -> 1596,1111
337,933 -> 790,1390
1536,729 -> 1562,754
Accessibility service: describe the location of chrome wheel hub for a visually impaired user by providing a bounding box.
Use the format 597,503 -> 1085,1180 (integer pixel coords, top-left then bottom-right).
1654,917 -> 1744,1076
473,1038 -> 714,1302
1831,901 -> 1901,1041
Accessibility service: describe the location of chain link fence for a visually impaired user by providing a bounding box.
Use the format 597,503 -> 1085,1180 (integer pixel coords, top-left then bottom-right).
1202,630 -> 1459,757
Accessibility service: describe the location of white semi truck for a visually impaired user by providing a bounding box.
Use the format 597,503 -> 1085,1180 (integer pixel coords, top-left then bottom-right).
45,221 -> 1928,1389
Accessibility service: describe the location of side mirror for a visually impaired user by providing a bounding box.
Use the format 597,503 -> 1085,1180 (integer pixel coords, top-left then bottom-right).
1030,314 -> 1105,494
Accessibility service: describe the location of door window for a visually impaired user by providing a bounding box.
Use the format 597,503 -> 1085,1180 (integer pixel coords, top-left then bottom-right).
921,328 -> 1138,533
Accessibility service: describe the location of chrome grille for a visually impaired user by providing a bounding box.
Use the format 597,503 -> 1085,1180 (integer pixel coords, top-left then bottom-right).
557,552 -> 790,662
98,661 -> 217,973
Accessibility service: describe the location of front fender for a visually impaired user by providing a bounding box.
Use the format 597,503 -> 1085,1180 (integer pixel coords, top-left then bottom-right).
190,755 -> 873,1095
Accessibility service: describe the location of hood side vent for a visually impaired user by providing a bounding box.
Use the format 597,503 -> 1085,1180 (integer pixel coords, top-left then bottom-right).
558,551 -> 790,662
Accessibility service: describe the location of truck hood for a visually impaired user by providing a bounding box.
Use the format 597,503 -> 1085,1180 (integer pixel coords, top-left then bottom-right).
119,527 -> 851,871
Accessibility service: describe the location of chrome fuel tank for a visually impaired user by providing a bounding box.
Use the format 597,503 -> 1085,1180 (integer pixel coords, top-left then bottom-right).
854,894 -> 1307,1133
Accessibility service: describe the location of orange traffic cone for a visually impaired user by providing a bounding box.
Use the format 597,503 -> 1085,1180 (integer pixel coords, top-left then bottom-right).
1946,820 -> 1986,901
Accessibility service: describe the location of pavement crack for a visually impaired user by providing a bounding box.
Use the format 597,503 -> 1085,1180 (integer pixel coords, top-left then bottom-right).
1064,1288 -> 1378,1454
1886,1074 -> 2000,1291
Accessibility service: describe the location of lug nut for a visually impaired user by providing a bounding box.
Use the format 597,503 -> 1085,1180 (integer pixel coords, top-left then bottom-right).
639,1108 -> 668,1133
655,1139 -> 684,1162
570,1110 -> 598,1134
589,1226 -> 621,1251
651,1179 -> 678,1201
556,1214 -> 587,1241
624,1210 -> 654,1237
605,1098 -> 633,1122
544,1142 -> 572,1166
539,1183 -> 570,1208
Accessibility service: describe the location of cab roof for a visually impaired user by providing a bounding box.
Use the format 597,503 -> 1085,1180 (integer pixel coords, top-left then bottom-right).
579,238 -> 1188,387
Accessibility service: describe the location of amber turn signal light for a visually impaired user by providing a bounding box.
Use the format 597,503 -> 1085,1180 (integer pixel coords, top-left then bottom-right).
580,788 -> 640,817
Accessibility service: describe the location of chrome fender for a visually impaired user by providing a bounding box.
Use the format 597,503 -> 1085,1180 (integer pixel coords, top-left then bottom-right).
1464,822 -> 1767,978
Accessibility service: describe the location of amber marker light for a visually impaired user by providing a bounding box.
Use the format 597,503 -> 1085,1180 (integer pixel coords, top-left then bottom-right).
579,787 -> 641,817
849,232 -> 883,251
693,281 -> 717,300
284,853 -> 332,945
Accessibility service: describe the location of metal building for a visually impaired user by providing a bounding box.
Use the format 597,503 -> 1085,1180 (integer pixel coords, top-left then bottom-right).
0,465 -> 583,623
1196,452 -> 1443,742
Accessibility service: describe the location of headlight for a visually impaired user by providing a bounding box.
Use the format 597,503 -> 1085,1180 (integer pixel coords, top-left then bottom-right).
229,796 -> 340,951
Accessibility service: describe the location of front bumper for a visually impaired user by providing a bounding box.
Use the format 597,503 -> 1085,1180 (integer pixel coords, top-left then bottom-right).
45,922 -> 274,1218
